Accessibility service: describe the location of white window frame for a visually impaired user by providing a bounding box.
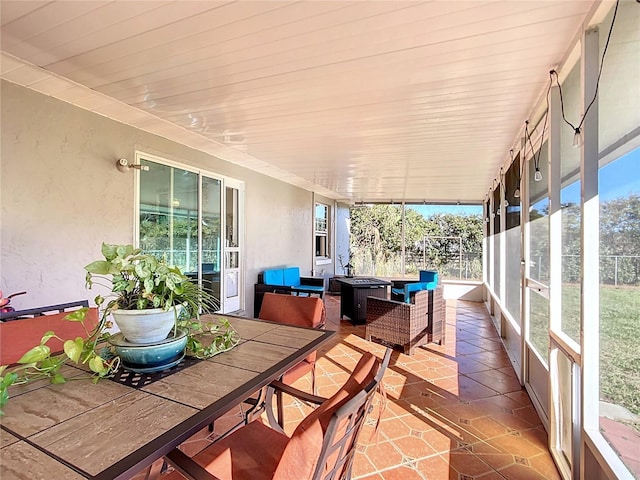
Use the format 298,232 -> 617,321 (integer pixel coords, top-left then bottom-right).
315,202 -> 331,265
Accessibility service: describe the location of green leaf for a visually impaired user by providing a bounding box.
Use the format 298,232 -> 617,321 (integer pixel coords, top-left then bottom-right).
112,279 -> 129,292
0,372 -> 18,389
135,263 -> 151,279
144,278 -> 154,293
50,373 -> 66,384
85,260 -> 112,275
38,330 -> 57,344
40,357 -> 55,370
0,387 -> 9,411
89,356 -> 106,374
64,307 -> 88,322
18,345 -> 51,364
102,243 -> 119,260
63,338 -> 84,363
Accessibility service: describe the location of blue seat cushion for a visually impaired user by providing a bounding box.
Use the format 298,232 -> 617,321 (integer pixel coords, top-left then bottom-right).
394,281 -> 433,303
264,269 -> 285,286
419,270 -> 438,289
291,285 -> 324,293
283,267 -> 301,287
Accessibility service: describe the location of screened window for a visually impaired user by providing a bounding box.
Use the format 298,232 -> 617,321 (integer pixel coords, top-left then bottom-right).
528,139 -> 550,363
492,187 -> 501,297
505,154 -> 522,325
592,3 -> 640,476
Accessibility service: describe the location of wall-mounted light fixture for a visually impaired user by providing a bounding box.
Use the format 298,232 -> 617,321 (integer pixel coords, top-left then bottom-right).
116,158 -> 149,173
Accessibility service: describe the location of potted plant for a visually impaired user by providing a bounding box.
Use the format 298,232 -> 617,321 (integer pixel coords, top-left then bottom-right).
0,243 -> 239,414
85,243 -> 217,343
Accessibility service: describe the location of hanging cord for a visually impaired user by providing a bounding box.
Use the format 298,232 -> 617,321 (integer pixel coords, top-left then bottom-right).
523,71 -> 553,178
552,0 -> 620,136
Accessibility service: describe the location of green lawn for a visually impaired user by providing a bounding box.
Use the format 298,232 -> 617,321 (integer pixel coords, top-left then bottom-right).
598,285 -> 640,419
530,285 -> 639,422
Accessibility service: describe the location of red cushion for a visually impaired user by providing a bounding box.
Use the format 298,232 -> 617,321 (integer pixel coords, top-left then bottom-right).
193,420 -> 289,480
0,308 -> 99,365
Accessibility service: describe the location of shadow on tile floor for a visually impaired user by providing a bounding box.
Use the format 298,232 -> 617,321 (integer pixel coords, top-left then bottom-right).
135,296 -> 561,480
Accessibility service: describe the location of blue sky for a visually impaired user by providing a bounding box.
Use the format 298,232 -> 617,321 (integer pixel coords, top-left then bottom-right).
562,146 -> 639,203
408,204 -> 482,217
599,147 -> 640,201
395,146 -> 638,216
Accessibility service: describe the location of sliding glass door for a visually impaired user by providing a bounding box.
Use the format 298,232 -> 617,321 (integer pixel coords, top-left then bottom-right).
137,154 -> 243,313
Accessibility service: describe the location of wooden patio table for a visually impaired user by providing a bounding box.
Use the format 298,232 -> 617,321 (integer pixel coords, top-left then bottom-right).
0,314 -> 335,480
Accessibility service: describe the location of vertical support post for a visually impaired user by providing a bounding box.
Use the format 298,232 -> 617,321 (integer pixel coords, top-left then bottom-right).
549,84 -> 562,335
401,202 -> 406,277
459,236 -> 463,279
548,82 -> 564,473
581,26 -> 600,480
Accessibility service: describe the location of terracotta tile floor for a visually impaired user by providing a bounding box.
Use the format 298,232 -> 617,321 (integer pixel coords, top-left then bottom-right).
141,296 -> 562,480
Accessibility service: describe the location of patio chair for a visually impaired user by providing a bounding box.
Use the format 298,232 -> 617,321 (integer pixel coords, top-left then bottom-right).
259,292 -> 326,426
366,286 -> 445,355
203,293 -> 326,439
259,292 -> 326,387
0,302 -> 97,365
164,348 -> 391,480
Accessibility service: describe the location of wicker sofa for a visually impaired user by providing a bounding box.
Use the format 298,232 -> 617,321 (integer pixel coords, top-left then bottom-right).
365,286 -> 445,355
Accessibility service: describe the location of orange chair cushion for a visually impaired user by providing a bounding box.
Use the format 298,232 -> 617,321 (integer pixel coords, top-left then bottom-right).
0,308 -> 99,365
258,293 -> 325,380
281,358 -> 313,386
193,418 -> 289,480
258,293 -> 325,329
273,352 -> 379,480
193,352 -> 379,480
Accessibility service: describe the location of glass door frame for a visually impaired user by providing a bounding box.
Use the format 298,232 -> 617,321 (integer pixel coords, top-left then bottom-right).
133,151 -> 245,314
221,179 -> 244,313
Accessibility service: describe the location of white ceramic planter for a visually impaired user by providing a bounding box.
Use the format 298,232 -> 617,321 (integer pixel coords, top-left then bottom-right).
111,306 -> 181,344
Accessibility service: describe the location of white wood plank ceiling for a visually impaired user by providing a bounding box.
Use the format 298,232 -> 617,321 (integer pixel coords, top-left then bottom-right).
1,0 -> 598,203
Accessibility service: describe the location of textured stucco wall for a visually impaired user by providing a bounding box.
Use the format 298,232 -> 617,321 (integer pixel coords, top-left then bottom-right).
0,80 -> 313,314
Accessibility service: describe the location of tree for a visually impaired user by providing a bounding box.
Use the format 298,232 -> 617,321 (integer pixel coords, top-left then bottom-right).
349,205 -> 482,278
600,193 -> 640,285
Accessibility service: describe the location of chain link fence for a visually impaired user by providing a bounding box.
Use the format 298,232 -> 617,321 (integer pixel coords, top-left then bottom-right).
531,255 -> 640,286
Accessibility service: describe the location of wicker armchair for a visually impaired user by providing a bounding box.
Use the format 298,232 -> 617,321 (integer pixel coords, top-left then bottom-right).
365,286 -> 445,355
